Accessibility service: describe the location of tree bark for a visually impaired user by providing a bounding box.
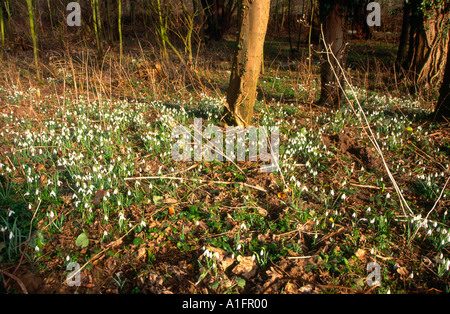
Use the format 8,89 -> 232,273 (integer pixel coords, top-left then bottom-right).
225,0 -> 270,127
396,1 -> 412,68
434,37 -> 450,121
317,0 -> 346,108
408,3 -> 449,90
352,0 -> 372,40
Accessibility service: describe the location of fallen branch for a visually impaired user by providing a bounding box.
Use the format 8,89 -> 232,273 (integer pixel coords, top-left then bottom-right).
124,175 -> 267,193
0,269 -> 28,294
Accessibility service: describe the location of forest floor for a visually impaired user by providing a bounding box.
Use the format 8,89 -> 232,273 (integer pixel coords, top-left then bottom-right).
0,31 -> 449,294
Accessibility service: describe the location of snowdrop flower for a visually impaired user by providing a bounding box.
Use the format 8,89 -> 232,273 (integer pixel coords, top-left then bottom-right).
140,220 -> 146,228
341,193 -> 346,200
50,190 -> 56,198
237,244 -> 242,251
240,223 -> 247,230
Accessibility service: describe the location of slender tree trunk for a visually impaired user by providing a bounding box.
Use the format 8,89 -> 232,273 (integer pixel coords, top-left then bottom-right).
317,0 -> 346,108
91,0 -> 103,58
118,0 -> 123,60
434,38 -> 450,120
26,0 -> 40,82
0,3 -> 5,62
225,0 -> 270,127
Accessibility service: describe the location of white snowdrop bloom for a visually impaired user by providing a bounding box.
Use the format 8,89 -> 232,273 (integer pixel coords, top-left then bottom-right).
237,244 -> 242,251
50,190 -> 56,198
252,254 -> 256,261
9,232 -> 14,240
341,193 -> 346,200
240,223 -> 247,230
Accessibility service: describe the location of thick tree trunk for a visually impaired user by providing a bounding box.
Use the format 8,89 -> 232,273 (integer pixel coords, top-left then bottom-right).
225,0 -> 270,127
434,38 -> 450,121
396,1 -> 411,68
352,0 -> 372,40
408,4 -> 449,89
317,1 -> 346,108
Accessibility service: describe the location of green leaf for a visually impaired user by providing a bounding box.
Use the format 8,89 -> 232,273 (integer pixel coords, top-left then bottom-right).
75,232 -> 89,248
153,195 -> 164,205
236,277 -> 246,288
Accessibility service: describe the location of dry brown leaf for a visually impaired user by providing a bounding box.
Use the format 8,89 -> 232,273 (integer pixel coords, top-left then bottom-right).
164,197 -> 178,204
257,207 -> 268,217
232,255 -> 257,279
397,266 -> 409,277
35,163 -> 46,172
137,247 -> 147,262
221,257 -> 235,270
355,248 -> 366,260
92,189 -> 106,206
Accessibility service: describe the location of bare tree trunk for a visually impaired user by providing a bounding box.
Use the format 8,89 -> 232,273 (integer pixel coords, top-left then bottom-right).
396,1 -> 411,68
317,0 -> 346,108
434,38 -> 450,121
225,0 -> 270,127
408,4 -> 449,90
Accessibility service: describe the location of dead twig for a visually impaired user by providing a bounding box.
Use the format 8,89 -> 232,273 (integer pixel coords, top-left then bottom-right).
0,269 -> 28,294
